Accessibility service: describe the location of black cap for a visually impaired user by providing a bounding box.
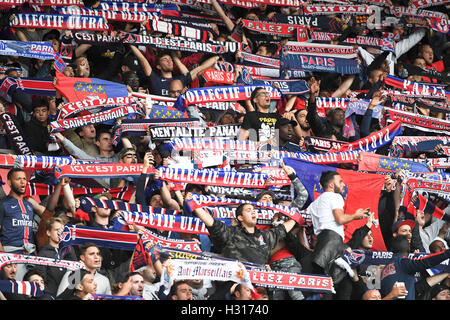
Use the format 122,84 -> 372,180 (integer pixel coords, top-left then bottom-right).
275,117 -> 297,129
43,29 -> 60,41
429,284 -> 449,299
122,54 -> 139,71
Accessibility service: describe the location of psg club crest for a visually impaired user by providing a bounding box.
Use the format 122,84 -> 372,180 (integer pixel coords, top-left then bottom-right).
59,225 -> 76,242
346,249 -> 366,266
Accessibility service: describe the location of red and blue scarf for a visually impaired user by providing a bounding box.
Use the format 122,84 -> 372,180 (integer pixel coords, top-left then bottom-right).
0,280 -> 43,297
384,108 -> 450,136
59,224 -> 138,251
185,193 -> 306,225
11,13 -> 109,31
281,41 -> 360,74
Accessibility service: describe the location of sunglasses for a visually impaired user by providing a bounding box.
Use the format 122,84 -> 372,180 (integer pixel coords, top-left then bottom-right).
123,153 -> 137,158
257,92 -> 270,97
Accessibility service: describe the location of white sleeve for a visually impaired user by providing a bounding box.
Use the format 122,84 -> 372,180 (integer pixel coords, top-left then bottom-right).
329,193 -> 345,211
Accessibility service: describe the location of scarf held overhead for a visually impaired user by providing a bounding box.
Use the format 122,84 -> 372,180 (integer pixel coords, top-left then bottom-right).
174,84 -> 281,109
50,105 -> 139,132
384,108 -> 450,135
11,13 -> 109,31
185,193 -> 306,225
281,42 -> 360,74
0,252 -> 85,270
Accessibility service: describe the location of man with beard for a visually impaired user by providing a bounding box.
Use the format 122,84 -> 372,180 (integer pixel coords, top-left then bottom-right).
306,170 -> 369,298
0,168 -> 36,255
306,78 -> 348,141
294,108 -> 311,149
193,201 -> 296,266
0,168 -> 36,280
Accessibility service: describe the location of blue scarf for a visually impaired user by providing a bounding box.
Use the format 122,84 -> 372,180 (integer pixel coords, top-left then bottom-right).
281,42 -> 360,74
237,67 -> 310,96
79,196 -> 180,216
0,280 -> 43,297
340,249 -> 450,273
59,224 -> 138,251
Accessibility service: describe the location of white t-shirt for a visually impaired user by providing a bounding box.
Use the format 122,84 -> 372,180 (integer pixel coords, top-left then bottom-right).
142,282 -> 162,300
307,192 -> 345,240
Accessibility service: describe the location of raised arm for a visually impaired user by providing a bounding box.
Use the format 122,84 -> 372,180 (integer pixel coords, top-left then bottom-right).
55,132 -> 96,160
171,51 -> 189,75
160,181 -> 181,211
211,0 -> 235,32
75,43 -> 92,58
193,206 -> 215,228
129,44 -> 152,77
189,55 -> 221,81
332,75 -> 355,98
135,152 -> 155,205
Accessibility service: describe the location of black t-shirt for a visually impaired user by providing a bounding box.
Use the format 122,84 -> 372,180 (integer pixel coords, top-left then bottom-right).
145,70 -> 192,96
241,111 -> 282,142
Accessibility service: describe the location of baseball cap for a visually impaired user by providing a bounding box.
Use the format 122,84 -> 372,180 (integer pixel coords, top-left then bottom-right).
429,284 -> 449,299
275,117 -> 297,129
392,219 -> 415,233
122,54 -> 139,71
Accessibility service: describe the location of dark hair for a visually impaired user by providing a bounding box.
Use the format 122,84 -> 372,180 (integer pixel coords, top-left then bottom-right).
232,283 -> 242,297
149,189 -> 161,198
250,87 -> 265,110
185,183 -> 205,194
79,242 -> 100,256
55,268 -> 92,299
417,43 -> 432,55
23,268 -> 46,283
95,128 -> 111,141
116,271 -> 140,284
319,171 -> 339,190
31,97 -> 49,110
7,167 -> 25,180
156,50 -> 172,66
170,280 -> 191,298
389,235 -> 410,255
75,124 -> 93,135
73,269 -> 91,291
256,43 -> 277,56
82,0 -> 100,7
123,70 -> 140,91
235,203 -> 253,220
119,147 -> 137,159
